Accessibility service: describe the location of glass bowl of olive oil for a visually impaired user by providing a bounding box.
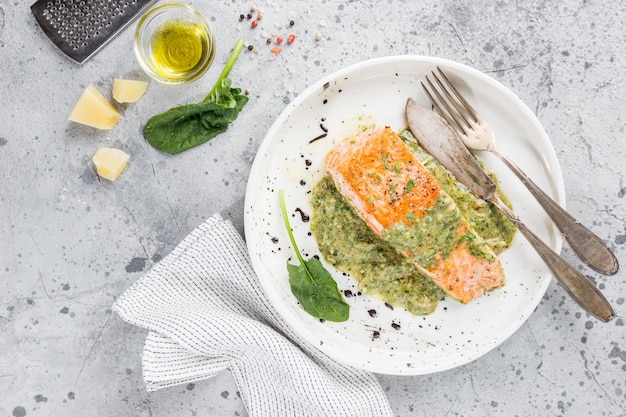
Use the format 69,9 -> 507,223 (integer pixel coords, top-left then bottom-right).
134,2 -> 216,84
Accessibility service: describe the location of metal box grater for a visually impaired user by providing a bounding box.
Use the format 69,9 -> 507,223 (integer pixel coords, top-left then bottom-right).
31,0 -> 157,64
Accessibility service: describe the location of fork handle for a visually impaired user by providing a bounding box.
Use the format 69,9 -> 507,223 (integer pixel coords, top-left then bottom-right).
492,148 -> 619,276
490,197 -> 615,322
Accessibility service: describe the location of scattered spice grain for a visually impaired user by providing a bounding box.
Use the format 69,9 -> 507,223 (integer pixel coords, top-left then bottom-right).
308,133 -> 327,144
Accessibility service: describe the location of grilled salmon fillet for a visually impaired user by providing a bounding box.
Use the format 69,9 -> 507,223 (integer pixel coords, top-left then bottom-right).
325,126 -> 505,303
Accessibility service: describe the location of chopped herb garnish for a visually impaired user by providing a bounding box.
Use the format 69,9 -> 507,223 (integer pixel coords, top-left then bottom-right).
404,179 -> 417,194
382,154 -> 394,171
389,181 -> 398,201
394,162 -> 401,175
367,172 -> 383,183
458,233 -> 476,243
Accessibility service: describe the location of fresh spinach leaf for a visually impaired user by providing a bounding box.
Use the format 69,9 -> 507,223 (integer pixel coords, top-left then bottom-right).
143,39 -> 249,154
279,190 -> 350,322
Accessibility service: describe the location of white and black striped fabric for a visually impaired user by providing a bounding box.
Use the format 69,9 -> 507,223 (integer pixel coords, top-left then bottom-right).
113,214 -> 393,417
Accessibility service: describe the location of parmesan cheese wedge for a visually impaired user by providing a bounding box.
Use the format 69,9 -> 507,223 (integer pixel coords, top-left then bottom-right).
92,147 -> 130,181
112,79 -> 149,103
69,85 -> 121,130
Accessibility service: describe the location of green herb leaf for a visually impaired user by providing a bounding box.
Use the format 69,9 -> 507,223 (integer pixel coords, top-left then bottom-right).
279,190 -> 350,322
382,154 -> 394,171
404,179 -> 417,194
458,232 -> 476,243
143,39 -> 249,154
389,181 -> 398,201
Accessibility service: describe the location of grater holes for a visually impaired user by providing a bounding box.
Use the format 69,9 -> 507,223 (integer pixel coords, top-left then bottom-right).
34,0 -> 156,61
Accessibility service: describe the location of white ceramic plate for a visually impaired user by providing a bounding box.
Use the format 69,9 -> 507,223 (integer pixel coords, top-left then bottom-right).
244,56 -> 564,375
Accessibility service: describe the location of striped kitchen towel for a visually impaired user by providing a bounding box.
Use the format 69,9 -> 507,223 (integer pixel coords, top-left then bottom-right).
113,214 -> 393,417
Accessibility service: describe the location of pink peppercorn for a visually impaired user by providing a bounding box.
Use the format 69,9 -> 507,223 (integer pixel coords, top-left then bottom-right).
251,20 -> 258,28
276,36 -> 284,44
287,34 -> 296,44
271,46 -> 282,55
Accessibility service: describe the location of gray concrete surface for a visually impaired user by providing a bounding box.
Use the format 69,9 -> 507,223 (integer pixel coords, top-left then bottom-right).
2,0 -> 626,416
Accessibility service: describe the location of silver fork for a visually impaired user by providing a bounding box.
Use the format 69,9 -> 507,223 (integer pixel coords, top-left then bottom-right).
422,67 -> 619,276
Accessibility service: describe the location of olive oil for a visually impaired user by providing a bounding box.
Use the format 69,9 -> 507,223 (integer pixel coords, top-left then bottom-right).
151,19 -> 210,80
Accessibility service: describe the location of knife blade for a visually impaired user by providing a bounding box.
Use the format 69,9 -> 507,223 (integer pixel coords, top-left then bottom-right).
405,98 -> 497,201
405,98 -> 615,322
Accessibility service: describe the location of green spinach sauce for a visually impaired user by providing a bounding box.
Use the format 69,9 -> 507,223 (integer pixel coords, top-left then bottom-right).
310,129 -> 516,316
398,129 -> 517,254
311,176 -> 444,315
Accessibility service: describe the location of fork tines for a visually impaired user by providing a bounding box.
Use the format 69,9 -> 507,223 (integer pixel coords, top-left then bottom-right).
421,67 -> 479,136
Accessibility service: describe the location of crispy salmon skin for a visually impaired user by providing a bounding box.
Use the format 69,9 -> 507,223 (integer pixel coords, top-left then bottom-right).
325,126 -> 505,303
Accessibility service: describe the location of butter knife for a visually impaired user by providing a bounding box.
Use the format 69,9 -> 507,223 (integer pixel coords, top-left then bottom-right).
406,98 -> 615,322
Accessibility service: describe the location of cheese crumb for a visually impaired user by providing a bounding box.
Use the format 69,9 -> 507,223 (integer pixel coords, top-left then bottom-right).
92,147 -> 130,181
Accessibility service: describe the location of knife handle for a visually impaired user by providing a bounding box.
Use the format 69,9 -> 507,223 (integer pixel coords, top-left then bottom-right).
494,148 -> 619,276
492,198 -> 615,322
